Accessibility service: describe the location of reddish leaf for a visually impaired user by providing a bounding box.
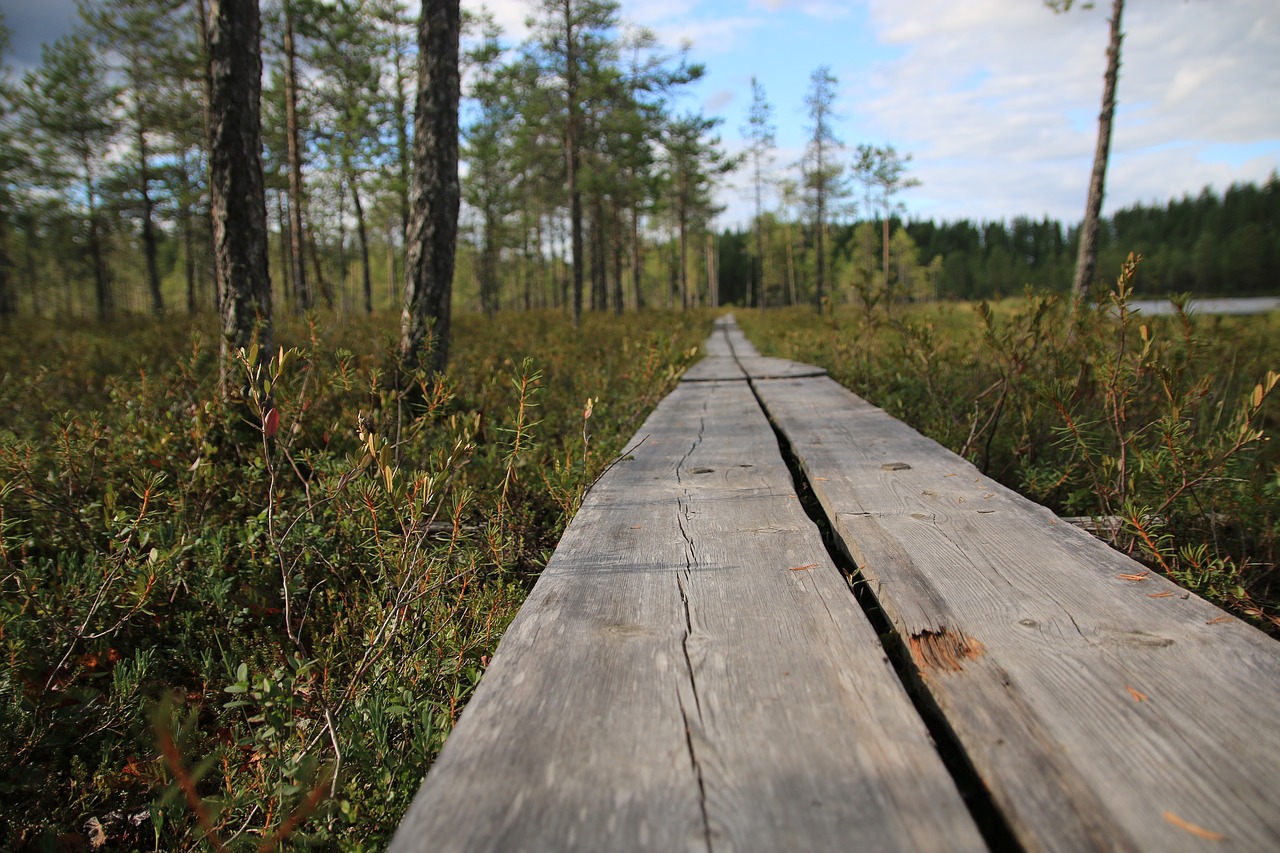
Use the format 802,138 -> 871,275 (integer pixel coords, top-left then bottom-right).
263,407 -> 280,438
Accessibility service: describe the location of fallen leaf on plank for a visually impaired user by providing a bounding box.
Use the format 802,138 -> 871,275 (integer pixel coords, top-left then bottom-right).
1162,811 -> 1224,841
789,563 -> 818,572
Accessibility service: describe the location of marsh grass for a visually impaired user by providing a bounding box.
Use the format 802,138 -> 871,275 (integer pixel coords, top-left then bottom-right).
0,309 -> 710,850
739,256 -> 1280,632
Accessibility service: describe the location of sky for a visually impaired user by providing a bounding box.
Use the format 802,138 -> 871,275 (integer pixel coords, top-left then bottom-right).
4,0 -> 1278,227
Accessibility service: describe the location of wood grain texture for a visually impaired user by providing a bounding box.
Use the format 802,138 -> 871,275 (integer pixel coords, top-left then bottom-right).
389,376 -> 985,853
752,372 -> 1280,853
681,317 -> 825,382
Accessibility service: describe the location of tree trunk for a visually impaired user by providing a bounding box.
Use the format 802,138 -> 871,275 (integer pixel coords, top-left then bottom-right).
563,2 -> 584,326
815,182 -> 826,312
308,233 -> 334,308
611,202 -> 624,315
479,206 -> 498,317
133,90 -> 164,314
678,200 -> 689,310
196,0 -> 220,313
752,218 -> 764,309
590,193 -> 606,311
0,207 -> 13,317
630,200 -> 644,310
882,214 -> 891,301
400,0 -> 460,376
208,0 -> 272,394
273,192 -> 289,306
83,157 -> 112,321
178,146 -> 198,314
350,176 -> 373,314
283,1 -> 311,311
1072,0 -> 1124,307
785,221 -> 796,306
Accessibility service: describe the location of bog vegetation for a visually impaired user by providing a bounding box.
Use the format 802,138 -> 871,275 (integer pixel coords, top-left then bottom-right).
1,2 -> 1277,321
0,309 -> 710,848
2,0 -> 1278,849
741,259 -> 1280,634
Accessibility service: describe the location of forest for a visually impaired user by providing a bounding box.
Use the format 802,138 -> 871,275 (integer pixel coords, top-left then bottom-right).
3,1 -> 1276,322
2,0 -> 1279,849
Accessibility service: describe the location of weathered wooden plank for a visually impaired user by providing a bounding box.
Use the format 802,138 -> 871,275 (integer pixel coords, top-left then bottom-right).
753,372 -> 1280,853
681,317 -> 823,382
390,376 -> 985,853
680,356 -> 745,382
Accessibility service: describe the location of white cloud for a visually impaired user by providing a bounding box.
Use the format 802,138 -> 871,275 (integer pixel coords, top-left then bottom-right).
856,0 -> 1280,222
748,0 -> 853,20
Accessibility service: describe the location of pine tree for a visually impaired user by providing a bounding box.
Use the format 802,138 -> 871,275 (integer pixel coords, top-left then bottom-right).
803,66 -> 844,312
527,0 -> 620,325
1048,0 -> 1125,307
662,112 -> 735,309
207,0 -> 272,391
81,0 -> 183,315
22,32 -> 120,319
852,144 -> 919,307
462,15 -> 517,318
400,0 -> 460,375
0,16 -> 17,318
742,76 -> 775,308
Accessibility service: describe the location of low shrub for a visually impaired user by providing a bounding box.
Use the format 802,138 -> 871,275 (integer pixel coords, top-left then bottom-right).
0,309 -> 710,849
739,256 -> 1280,632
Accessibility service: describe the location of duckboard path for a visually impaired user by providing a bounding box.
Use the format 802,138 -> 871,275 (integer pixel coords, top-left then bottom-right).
390,315 -> 1280,853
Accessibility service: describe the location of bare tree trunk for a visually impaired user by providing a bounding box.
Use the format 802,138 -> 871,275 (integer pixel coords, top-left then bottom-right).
630,203 -> 644,310
196,0 -> 221,314
611,202 -> 624,315
283,0 -> 311,311
814,185 -> 826,312
208,0 -> 272,394
882,215 -> 891,302
589,193 -> 606,311
350,176 -> 373,315
400,0 -> 460,376
0,209 -> 13,317
1072,0 -> 1124,307
677,200 -> 689,310
83,157 -> 112,320
134,92 -> 164,314
785,220 -> 797,306
275,191 -> 292,307
562,1 -> 584,326
177,147 -> 198,314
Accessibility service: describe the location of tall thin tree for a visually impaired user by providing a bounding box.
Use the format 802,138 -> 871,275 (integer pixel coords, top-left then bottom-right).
400,0 -> 460,375
742,76 -> 774,309
207,0 -> 272,393
0,19 -> 17,318
1049,0 -> 1125,306
22,33 -> 119,320
803,65 -> 843,312
528,0 -> 620,326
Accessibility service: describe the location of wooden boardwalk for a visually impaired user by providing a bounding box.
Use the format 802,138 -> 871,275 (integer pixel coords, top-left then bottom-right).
390,316 -> 1280,852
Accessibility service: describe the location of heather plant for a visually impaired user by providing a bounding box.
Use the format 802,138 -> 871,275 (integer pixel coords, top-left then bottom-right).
0,309 -> 709,849
740,256 -> 1279,631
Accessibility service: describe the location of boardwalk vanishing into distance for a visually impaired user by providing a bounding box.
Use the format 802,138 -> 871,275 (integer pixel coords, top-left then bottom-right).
390,316 -> 1280,853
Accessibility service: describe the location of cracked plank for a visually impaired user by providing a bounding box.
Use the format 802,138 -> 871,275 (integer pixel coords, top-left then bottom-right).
390,375 -> 984,853
752,369 -> 1280,853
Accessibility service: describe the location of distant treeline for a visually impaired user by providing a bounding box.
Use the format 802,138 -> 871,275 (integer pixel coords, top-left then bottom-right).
716,176 -> 1280,306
